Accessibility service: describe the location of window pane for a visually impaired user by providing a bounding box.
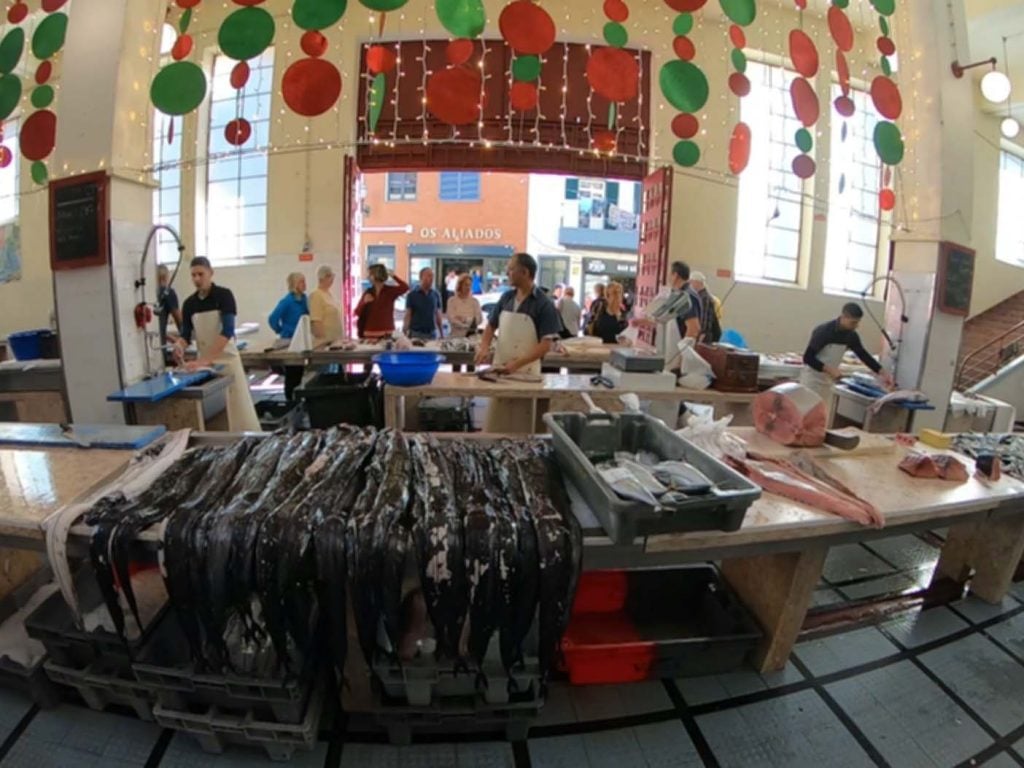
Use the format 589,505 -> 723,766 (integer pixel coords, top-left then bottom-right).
997,150 -> 1024,266
239,176 -> 268,206
242,205 -> 266,233
0,119 -> 20,225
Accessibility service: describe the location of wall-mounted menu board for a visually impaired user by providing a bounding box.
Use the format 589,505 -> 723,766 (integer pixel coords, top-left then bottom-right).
49,171 -> 109,271
936,241 -> 975,317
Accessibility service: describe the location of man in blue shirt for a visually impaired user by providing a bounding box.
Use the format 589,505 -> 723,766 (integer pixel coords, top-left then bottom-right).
403,267 -> 444,340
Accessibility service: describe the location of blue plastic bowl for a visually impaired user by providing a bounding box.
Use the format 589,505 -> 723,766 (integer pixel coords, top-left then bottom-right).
372,352 -> 444,387
7,329 -> 50,361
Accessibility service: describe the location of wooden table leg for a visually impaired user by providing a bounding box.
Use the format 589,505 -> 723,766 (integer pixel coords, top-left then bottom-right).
383,393 -> 401,429
722,546 -> 827,673
933,515 -> 1024,604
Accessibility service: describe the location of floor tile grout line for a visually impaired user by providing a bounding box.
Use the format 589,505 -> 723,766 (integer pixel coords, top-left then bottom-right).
953,744 -> 1024,768
529,707 -> 683,739
1009,746 -> 1024,766
512,739 -> 532,768
981,629 -> 1024,671
0,703 -> 37,763
144,728 -> 174,768
788,656 -> 891,768
662,679 -> 720,768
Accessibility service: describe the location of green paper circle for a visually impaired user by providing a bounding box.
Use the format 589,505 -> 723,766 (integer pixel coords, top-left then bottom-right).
731,48 -> 747,73
31,13 -> 67,61
0,74 -> 21,122
30,85 -> 53,109
604,22 -> 628,47
832,0 -> 849,8
874,120 -> 904,165
437,0 -> 485,39
359,0 -> 409,11
31,161 -> 47,185
673,13 -> 693,36
795,128 -> 813,153
871,0 -> 895,15
293,0 -> 347,30
218,7 -> 275,61
660,60 -> 709,113
881,56 -> 892,77
880,17 -> 890,36
150,60 -> 207,116
512,55 -> 541,82
0,29 -> 24,77
719,0 -> 756,27
179,7 -> 192,34
673,140 -> 700,167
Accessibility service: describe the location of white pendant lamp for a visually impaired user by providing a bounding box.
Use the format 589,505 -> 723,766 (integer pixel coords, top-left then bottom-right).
1002,117 -> 1021,140
982,70 -> 1013,104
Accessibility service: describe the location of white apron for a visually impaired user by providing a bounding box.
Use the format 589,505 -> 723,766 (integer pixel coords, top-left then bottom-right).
799,343 -> 845,422
192,310 -> 261,432
485,311 -> 540,433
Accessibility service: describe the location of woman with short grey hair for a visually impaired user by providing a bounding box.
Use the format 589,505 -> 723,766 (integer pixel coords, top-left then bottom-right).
309,264 -> 344,343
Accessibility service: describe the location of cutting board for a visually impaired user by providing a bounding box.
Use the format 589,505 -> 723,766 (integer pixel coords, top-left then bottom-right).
733,427 -> 897,459
0,422 -> 166,449
107,370 -> 215,403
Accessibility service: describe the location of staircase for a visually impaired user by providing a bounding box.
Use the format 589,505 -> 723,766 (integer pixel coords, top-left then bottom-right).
957,291 -> 1024,390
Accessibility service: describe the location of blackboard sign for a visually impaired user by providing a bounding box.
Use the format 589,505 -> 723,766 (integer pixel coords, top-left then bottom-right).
49,171 -> 109,271
936,242 -> 975,317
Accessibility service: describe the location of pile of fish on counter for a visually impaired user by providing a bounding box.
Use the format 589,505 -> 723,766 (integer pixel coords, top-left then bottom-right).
953,433 -> 1024,481
76,427 -> 581,688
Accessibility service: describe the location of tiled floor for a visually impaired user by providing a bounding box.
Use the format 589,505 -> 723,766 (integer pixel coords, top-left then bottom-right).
0,537 -> 1022,767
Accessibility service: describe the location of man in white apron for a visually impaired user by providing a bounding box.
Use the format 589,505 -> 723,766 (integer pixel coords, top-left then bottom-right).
801,302 -> 894,417
474,253 -> 562,433
173,257 -> 261,432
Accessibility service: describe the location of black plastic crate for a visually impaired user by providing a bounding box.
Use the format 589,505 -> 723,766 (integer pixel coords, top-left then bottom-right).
417,397 -> 472,433
562,565 -> 762,684
44,660 -> 154,721
295,371 -> 383,428
255,398 -> 300,432
0,658 -> 61,708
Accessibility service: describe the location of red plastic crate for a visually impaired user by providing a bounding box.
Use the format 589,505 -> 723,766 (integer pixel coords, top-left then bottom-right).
571,571 -> 629,615
562,612 -> 653,685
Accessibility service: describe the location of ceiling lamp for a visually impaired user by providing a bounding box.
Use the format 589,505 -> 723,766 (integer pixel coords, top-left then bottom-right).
1002,117 -> 1021,139
951,57 -> 1013,104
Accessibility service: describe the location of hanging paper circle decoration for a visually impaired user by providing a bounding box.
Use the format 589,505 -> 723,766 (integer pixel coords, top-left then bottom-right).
834,94 -> 855,117
729,72 -> 751,97
879,188 -> 895,211
426,66 -> 482,125
873,120 -> 904,165
359,0 -> 409,11
0,75 -> 19,122
36,61 -> 52,85
729,122 -> 751,174
604,22 -> 628,48
671,113 -> 699,139
301,31 -> 329,58
510,80 -> 539,111
592,129 -> 617,152
231,61 -> 250,89
836,51 -> 850,96
292,0 -> 347,30
673,13 -> 693,35
881,57 -> 892,77
41,0 -> 68,10
224,118 -> 252,146
232,0 -> 266,5
180,8 -> 193,34
499,1 -> 556,55
883,166 -> 892,186
366,45 -> 397,75
795,127 -> 812,153
871,0 -> 894,14
672,139 -> 700,167
877,36 -> 896,56
729,24 -> 746,49
0,146 -> 10,169
218,7 -> 275,61
0,29 -> 23,76
791,78 -> 819,127
604,0 -> 629,23
368,72 -> 386,132
673,37 -> 695,61
827,6 -> 854,52
176,0 -> 201,7
730,49 -> 747,73
512,55 -> 542,82
792,154 -> 816,179
20,109 -> 56,161
30,161 -> 47,184
31,13 -> 68,60
660,60 -> 709,113
151,61 -> 207,116
870,76 -> 902,120
31,85 -> 54,109
447,39 -> 474,66
719,0 -> 756,26
437,0 -> 487,40
7,4 -> 27,25
664,0 -> 708,10
795,0 -> 806,7
282,58 -> 342,117
789,30 -> 818,78
588,47 -> 639,103
171,34 -> 194,61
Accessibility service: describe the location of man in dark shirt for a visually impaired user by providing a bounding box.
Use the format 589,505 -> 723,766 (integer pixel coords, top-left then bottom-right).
403,267 -> 444,340
670,261 -> 702,341
801,303 -> 894,401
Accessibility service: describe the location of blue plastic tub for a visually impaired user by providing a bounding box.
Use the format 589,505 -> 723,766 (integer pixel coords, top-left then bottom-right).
7,329 -> 52,361
372,352 -> 444,387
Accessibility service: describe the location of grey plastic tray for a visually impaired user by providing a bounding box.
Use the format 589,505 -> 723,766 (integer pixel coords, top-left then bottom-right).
544,412 -> 761,544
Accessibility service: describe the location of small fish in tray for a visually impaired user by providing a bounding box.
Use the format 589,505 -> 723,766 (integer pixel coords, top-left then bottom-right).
650,461 -> 714,495
596,451 -> 717,505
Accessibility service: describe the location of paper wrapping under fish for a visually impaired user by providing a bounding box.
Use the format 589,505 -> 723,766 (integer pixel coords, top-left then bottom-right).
898,451 -> 969,483
753,382 -> 827,447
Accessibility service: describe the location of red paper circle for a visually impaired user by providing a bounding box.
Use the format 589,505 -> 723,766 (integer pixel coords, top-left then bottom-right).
673,36 -> 695,61
729,122 -> 751,175
0,146 -> 11,169
879,188 -> 896,212
592,129 -> 617,152
729,25 -> 746,50
426,66 -> 482,125
729,72 -> 751,97
664,0 -> 708,10
836,51 -> 850,96
510,80 -> 538,111
175,0 -> 201,7
35,61 -> 52,85
20,110 -> 56,161
870,76 -> 902,120
41,0 -> 67,9
367,44 -> 397,75
224,118 -> 252,146
499,0 -> 556,55
672,113 -> 699,139
834,94 -> 855,117
877,37 -> 896,57
586,46 -> 639,103
791,77 -> 819,127
603,0 -> 629,22
792,154 -> 816,179
230,61 -> 250,89
282,58 -> 342,117
789,29 -> 819,78
301,31 -> 328,58
883,167 -> 892,187
795,0 -> 807,7
171,35 -> 193,61
232,0 -> 265,4
6,3 -> 27,24
447,39 -> 474,66
828,6 -> 854,52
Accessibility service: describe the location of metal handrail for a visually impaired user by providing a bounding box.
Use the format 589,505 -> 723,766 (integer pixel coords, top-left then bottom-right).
956,318 -> 1024,390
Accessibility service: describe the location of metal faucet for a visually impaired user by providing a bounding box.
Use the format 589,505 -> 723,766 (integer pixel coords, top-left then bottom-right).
136,224 -> 186,379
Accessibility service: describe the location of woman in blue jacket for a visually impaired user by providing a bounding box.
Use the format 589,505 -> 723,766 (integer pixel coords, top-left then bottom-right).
268,272 -> 309,400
